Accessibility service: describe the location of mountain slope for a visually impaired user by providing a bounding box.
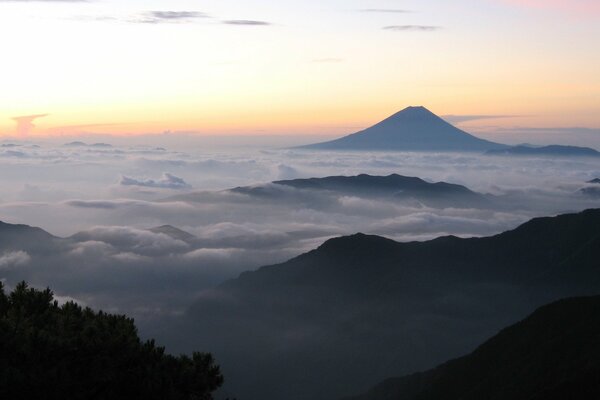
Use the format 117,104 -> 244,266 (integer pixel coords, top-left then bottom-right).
149,225 -> 198,244
345,296 -> 600,400
273,174 -> 476,198
486,144 -> 600,157
581,179 -> 600,197
0,221 -> 61,253
170,173 -> 492,210
230,174 -> 490,208
299,106 -> 506,152
180,209 -> 600,400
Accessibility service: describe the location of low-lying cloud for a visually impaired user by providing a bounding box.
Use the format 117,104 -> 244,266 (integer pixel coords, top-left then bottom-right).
1,137 -> 599,322
120,173 -> 191,190
0,251 -> 31,270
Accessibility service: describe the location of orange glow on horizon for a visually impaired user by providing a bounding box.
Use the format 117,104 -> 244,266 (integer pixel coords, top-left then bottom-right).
1,103 -> 597,139
0,0 -> 598,139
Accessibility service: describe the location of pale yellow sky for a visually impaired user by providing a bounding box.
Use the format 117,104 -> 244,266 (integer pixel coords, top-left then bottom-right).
0,0 -> 598,137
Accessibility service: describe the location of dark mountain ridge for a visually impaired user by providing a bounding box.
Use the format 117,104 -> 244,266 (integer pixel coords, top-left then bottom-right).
273,174 -> 474,197
345,295 -> 600,400
226,173 -> 491,209
0,221 -> 62,253
181,209 -> 600,400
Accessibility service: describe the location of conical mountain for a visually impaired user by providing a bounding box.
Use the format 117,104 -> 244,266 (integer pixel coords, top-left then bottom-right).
300,106 -> 506,152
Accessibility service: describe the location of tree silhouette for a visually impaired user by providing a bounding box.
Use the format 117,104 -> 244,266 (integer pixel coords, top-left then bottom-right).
0,281 -> 223,400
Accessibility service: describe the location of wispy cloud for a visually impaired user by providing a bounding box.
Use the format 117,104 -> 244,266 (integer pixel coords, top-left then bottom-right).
222,20 -> 271,26
120,173 -> 192,190
0,251 -> 31,270
134,11 -> 210,24
383,25 -> 441,31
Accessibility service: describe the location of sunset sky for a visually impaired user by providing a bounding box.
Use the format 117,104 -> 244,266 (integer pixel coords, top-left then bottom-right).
0,0 -> 598,137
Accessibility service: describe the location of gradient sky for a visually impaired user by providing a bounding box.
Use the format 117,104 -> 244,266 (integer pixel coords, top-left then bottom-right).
0,0 -> 598,137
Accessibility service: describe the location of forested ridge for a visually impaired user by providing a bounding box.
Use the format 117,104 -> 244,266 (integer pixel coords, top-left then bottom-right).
0,281 -> 223,400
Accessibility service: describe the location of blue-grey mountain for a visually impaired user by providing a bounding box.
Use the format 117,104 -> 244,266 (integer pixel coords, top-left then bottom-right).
0,221 -> 61,253
299,106 -> 506,152
228,173 -> 490,208
486,144 -> 600,157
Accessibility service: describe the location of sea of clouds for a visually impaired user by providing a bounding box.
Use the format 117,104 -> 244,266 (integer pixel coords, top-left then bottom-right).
0,135 -> 599,321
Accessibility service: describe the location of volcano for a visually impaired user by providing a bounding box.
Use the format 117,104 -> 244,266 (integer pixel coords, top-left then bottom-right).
299,106 -> 506,152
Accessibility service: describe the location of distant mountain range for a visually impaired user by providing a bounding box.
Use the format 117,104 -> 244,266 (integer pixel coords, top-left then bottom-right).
228,174 -> 490,208
344,295 -> 600,400
180,209 -> 600,400
486,144 -> 600,157
589,178 -> 600,184
299,106 -> 507,152
63,141 -> 113,148
0,221 -> 61,253
273,175 -> 475,198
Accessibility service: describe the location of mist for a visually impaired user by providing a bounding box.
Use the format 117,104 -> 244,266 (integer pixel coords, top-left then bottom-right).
0,134 -> 599,321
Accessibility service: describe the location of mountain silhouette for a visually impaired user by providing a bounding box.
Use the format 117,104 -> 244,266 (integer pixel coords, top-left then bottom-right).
581,187 -> 600,197
345,295 -> 600,400
180,209 -> 600,400
228,174 -> 490,208
579,178 -> 600,197
149,225 -> 198,244
273,174 -> 474,196
486,144 -> 600,157
0,221 -> 61,253
299,106 -> 506,152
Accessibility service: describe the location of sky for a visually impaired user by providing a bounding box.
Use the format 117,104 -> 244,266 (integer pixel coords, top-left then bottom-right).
0,0 -> 599,137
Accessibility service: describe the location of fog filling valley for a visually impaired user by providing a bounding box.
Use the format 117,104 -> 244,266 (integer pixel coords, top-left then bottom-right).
1,135 -> 599,318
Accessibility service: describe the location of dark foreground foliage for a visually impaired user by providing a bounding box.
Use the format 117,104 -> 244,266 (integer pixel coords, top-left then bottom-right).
0,282 -> 223,400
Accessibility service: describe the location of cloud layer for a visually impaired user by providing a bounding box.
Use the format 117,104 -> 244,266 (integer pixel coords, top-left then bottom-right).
0,136 -> 599,324
120,173 -> 191,190
135,11 -> 210,24
222,20 -> 271,26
